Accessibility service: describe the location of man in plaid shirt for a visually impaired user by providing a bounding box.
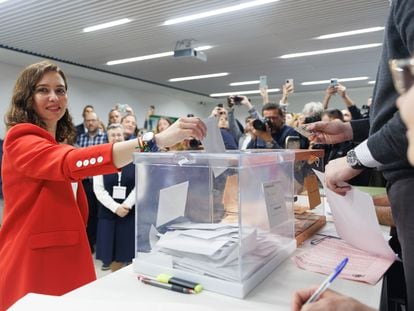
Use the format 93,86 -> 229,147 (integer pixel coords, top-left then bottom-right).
76,111 -> 108,253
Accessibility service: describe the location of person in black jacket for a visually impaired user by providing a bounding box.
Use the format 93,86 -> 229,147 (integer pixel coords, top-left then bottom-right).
297,1 -> 414,309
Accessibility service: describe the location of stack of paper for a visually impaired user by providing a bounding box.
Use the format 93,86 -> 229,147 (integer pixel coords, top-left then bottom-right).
149,222 -> 285,282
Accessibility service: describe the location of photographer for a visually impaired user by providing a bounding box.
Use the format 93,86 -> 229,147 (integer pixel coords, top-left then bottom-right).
247,103 -> 308,149
227,95 -> 259,149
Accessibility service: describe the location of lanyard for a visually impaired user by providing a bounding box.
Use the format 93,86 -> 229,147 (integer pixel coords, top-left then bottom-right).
117,172 -> 122,186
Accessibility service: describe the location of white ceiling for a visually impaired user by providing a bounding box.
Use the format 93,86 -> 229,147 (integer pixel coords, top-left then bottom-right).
0,0 -> 390,98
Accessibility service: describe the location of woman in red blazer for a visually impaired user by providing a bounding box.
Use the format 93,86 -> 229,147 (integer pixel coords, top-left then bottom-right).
0,61 -> 206,310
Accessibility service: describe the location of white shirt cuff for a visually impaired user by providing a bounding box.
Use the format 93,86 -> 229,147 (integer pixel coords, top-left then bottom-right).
354,140 -> 383,168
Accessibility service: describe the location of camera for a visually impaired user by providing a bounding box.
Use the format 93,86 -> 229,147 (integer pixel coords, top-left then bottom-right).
252,118 -> 272,131
233,96 -> 244,105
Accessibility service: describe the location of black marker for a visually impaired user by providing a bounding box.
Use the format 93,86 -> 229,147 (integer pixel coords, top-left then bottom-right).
138,276 -> 195,294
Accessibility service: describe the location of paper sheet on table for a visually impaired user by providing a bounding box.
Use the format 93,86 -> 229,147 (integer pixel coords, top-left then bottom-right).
294,238 -> 393,285
156,181 -> 188,227
313,170 -> 396,261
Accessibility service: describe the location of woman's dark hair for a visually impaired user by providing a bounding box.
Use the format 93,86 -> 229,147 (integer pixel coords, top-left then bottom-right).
5,60 -> 76,144
156,116 -> 173,133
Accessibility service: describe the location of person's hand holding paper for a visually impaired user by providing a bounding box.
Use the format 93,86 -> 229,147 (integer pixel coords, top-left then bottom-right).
314,170 -> 396,262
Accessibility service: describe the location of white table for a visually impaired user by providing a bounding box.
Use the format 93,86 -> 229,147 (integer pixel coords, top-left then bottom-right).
60,254 -> 381,310
12,221 -> 386,310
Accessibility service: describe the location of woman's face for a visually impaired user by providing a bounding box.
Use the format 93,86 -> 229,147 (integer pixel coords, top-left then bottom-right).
157,118 -> 170,133
32,71 -> 67,128
107,127 -> 125,143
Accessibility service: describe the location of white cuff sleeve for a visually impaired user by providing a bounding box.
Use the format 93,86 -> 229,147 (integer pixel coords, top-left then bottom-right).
123,187 -> 136,209
354,140 -> 383,168
93,175 -> 120,213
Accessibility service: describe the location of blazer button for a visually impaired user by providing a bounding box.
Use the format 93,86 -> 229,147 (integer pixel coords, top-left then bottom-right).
76,160 -> 82,168
90,158 -> 96,165
83,159 -> 89,166
97,156 -> 103,163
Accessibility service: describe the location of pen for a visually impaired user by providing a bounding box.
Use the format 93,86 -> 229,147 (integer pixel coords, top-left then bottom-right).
306,257 -> 349,304
138,276 -> 195,294
157,273 -> 203,293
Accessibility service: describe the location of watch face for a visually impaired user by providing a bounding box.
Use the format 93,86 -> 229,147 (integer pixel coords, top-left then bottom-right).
143,131 -> 154,142
347,150 -> 361,168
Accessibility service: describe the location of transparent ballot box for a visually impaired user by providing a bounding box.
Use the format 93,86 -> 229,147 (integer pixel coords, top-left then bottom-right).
133,150 -> 296,298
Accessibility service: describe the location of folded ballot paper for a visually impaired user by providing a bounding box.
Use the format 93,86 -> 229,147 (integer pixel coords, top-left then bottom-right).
150,222 -> 286,282
294,170 -> 397,285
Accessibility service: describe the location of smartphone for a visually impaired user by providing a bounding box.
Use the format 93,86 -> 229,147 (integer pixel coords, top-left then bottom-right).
259,75 -> 268,89
285,136 -> 301,149
330,78 -> 338,87
286,78 -> 294,86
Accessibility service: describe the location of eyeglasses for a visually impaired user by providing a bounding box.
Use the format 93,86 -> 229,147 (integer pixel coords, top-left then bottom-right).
389,57 -> 414,94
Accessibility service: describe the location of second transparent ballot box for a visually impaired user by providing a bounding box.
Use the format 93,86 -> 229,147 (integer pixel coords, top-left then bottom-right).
133,150 -> 295,298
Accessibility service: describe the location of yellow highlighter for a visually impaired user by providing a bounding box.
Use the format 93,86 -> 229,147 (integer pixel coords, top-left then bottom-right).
157,273 -> 203,293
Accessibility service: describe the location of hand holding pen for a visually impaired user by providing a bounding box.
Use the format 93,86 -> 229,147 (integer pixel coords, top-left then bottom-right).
291,258 -> 377,311
292,288 -> 375,311
306,257 -> 348,304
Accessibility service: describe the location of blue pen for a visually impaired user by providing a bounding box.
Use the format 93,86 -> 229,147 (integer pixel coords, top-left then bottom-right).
306,257 -> 349,304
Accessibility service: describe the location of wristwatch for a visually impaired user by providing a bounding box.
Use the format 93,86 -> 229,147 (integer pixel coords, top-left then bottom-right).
141,131 -> 157,151
346,149 -> 367,170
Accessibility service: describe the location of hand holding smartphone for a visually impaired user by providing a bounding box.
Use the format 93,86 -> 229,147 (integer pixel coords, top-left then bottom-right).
259,75 -> 268,89
285,78 -> 294,93
330,78 -> 338,87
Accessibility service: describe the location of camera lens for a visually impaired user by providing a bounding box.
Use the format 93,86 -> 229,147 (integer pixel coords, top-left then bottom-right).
252,119 -> 267,131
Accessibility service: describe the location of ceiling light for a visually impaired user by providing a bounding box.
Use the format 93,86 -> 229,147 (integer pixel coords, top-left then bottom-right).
368,80 -> 376,85
0,0 -> 8,3
229,80 -> 260,86
163,0 -> 279,25
83,18 -> 131,33
301,77 -> 369,86
107,46 -> 213,65
316,27 -> 385,40
279,43 -> 382,59
169,73 -> 229,82
210,88 -> 280,97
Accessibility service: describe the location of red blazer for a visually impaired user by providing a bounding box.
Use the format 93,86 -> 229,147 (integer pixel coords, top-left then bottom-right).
0,124 -> 120,310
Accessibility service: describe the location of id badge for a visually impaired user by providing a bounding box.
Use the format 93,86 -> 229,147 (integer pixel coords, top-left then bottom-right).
113,186 -> 126,200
